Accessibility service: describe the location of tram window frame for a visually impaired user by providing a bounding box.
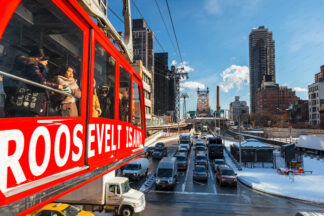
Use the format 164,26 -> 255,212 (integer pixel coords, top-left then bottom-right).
119,66 -> 131,123
93,41 -> 116,119
0,0 -> 86,118
132,80 -> 142,129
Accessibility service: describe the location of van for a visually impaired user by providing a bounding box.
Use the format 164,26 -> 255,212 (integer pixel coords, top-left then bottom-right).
155,157 -> 178,190
122,158 -> 149,180
179,133 -> 192,146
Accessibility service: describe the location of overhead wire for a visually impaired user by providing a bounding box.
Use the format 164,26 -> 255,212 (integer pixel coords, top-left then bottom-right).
108,6 -> 123,23
131,0 -> 166,52
165,0 -> 183,64
153,0 -> 179,61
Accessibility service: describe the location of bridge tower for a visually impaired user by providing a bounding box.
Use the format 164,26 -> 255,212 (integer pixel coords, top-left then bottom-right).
196,87 -> 211,117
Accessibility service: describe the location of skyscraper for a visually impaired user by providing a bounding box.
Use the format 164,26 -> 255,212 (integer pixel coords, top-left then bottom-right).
132,19 -> 154,112
249,26 -> 275,113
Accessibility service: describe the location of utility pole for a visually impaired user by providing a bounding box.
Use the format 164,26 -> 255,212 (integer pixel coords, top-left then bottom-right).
239,114 -> 242,170
181,93 -> 189,120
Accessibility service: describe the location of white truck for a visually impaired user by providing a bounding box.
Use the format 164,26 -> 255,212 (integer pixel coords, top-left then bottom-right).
296,135 -> 324,155
57,173 -> 145,216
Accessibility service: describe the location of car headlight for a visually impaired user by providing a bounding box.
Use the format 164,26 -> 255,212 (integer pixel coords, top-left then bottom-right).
168,179 -> 173,184
133,173 -> 137,176
156,179 -> 161,184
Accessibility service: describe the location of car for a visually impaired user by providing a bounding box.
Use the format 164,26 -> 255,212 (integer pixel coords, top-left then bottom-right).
207,137 -> 222,146
212,159 -> 226,172
175,152 -> 188,170
179,143 -> 190,151
26,203 -> 94,216
216,165 -> 237,187
208,144 -> 224,159
178,147 -> 189,157
194,154 -> 208,167
179,133 -> 192,146
152,148 -> 165,160
155,142 -> 165,149
144,146 -> 155,158
194,133 -> 199,139
193,165 -> 208,182
195,141 -> 206,147
195,146 -> 207,156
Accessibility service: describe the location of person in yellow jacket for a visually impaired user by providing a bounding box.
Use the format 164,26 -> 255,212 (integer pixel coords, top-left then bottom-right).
92,80 -> 102,117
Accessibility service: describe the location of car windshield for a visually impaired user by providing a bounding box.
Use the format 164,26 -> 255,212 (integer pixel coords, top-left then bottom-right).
221,169 -> 235,176
124,164 -> 140,170
196,147 -> 205,151
179,148 -> 187,151
157,168 -> 173,177
177,156 -> 186,161
196,156 -> 206,160
195,166 -> 206,172
215,160 -> 225,165
62,205 -> 81,216
121,181 -> 131,194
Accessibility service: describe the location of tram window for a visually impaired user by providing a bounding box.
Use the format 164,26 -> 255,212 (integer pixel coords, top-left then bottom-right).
132,81 -> 142,128
119,67 -> 131,122
93,42 -> 116,119
0,0 -> 83,118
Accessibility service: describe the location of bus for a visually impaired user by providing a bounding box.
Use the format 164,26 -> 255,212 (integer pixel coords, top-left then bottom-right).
0,0 -> 145,215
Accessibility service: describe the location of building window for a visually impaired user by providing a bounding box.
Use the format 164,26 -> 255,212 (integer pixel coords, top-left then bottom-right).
119,67 -> 131,122
132,81 -> 142,128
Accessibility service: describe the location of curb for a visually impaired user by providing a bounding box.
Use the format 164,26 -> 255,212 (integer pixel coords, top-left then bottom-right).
237,176 -> 324,205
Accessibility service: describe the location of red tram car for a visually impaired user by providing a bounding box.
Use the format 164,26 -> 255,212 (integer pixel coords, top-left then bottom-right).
0,0 -> 145,215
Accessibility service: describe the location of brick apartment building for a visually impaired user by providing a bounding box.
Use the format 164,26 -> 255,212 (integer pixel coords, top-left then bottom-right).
256,79 -> 300,114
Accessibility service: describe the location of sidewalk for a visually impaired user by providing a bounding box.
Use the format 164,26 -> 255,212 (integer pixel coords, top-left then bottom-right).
223,140 -> 324,204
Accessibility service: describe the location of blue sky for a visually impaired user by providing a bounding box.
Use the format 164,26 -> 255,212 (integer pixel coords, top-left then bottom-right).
108,0 -> 324,114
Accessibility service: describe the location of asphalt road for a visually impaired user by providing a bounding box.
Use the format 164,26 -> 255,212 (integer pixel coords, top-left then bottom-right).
131,136 -> 324,216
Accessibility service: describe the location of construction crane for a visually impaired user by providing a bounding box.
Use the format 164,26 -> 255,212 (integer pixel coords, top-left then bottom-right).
170,65 -> 188,122
77,0 -> 133,63
181,93 -> 189,120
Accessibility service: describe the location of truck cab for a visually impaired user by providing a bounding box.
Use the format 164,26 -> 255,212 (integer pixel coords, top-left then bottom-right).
105,177 -> 145,216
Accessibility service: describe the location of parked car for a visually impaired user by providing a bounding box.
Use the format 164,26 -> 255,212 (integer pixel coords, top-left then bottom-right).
122,158 -> 149,180
26,203 -> 94,216
193,165 -> 208,182
178,147 -> 189,157
152,148 -> 166,160
195,146 -> 207,156
195,154 -> 208,167
155,157 -> 178,190
212,159 -> 226,172
175,152 -> 188,170
216,165 -> 237,187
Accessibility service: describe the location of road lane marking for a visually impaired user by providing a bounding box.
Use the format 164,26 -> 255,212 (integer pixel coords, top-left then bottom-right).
208,158 -> 217,194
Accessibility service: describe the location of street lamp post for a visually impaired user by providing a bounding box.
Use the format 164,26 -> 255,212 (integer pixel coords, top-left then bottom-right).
238,114 -> 242,168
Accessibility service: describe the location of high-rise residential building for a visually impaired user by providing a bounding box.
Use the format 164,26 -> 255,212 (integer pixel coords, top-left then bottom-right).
249,26 -> 275,113
229,96 -> 249,122
308,65 -> 324,128
132,19 -> 154,112
154,52 -> 175,116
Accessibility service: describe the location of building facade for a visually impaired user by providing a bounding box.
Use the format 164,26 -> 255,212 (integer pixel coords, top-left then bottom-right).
288,100 -> 309,124
132,60 -> 153,126
154,52 -> 175,117
249,26 -> 275,113
308,66 -> 324,127
255,80 -> 300,114
229,96 -> 249,122
132,19 -> 154,113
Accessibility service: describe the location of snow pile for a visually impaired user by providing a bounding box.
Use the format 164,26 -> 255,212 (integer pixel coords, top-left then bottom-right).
224,140 -> 324,203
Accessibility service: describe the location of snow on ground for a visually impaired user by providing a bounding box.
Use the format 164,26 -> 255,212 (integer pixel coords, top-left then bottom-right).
224,139 -> 324,203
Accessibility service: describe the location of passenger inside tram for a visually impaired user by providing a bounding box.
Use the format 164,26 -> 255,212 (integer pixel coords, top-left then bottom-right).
0,0 -> 84,118
56,66 -> 81,117
92,80 -> 102,118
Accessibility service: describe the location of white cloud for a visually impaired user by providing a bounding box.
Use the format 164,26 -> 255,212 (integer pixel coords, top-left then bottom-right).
219,65 -> 249,92
177,61 -> 194,73
171,60 -> 177,66
294,87 -> 307,92
180,81 -> 205,90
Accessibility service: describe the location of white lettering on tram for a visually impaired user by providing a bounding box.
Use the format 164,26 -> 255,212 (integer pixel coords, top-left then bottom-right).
29,126 -> 51,176
0,129 -> 26,192
0,123 -> 143,192
55,125 -> 71,167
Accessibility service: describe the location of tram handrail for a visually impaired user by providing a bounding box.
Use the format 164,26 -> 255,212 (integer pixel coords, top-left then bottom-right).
0,70 -> 74,97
